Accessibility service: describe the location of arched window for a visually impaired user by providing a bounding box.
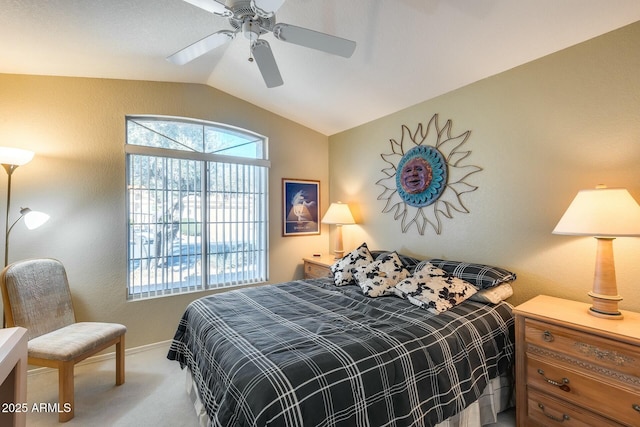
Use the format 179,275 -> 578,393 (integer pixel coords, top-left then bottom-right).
125,116 -> 269,299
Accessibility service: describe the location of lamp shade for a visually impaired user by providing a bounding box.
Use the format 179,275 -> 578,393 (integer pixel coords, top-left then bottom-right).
553,187 -> 640,237
321,202 -> 355,225
0,147 -> 34,166
22,208 -> 50,230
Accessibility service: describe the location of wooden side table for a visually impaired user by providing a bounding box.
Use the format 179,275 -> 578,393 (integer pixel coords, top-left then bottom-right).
513,295 -> 640,426
302,255 -> 336,279
0,327 -> 28,427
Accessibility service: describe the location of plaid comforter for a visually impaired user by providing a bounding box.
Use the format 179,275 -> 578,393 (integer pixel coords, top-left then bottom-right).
167,278 -> 514,427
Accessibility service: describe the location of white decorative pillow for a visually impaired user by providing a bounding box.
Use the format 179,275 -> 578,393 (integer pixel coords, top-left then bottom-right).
468,282 -> 513,304
330,243 -> 374,287
394,262 -> 477,313
353,252 -> 410,297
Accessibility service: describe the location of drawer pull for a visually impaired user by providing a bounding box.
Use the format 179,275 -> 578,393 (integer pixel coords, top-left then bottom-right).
633,403 -> 640,412
537,403 -> 570,423
542,330 -> 554,342
537,368 -> 570,391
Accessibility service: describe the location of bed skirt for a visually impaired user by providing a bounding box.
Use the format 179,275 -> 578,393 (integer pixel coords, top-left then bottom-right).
184,368 -> 514,427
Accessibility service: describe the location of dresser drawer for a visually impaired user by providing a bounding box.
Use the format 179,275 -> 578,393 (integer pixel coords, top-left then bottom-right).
527,389 -> 622,426
514,296 -> 640,427
304,262 -> 332,279
524,318 -> 640,378
527,355 -> 640,426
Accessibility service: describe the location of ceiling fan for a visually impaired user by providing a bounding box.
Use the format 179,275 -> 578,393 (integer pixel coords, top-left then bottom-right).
167,0 -> 357,88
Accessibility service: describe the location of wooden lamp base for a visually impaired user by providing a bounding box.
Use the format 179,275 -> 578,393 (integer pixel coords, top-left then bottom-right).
332,224 -> 344,259
588,237 -> 623,319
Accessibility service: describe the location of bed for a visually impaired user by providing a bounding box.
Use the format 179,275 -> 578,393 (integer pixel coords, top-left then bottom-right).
168,248 -> 516,427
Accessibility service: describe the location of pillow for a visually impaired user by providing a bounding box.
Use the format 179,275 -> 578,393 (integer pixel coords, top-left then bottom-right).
369,250 -> 388,260
372,251 -> 422,274
353,252 -> 410,297
427,259 -> 517,289
330,242 -> 374,286
468,282 -> 513,304
394,262 -> 477,314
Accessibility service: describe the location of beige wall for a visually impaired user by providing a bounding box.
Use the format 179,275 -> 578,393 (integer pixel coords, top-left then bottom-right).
0,75 -> 330,348
328,22 -> 640,313
2,20 -> 640,349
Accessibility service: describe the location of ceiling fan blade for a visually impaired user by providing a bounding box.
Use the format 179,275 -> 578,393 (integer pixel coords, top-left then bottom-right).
167,30 -> 236,65
251,40 -> 283,88
273,23 -> 356,58
181,0 -> 232,16
250,0 -> 286,18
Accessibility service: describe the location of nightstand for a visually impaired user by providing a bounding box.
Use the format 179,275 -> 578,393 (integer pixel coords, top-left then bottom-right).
513,295 -> 640,426
302,255 -> 336,279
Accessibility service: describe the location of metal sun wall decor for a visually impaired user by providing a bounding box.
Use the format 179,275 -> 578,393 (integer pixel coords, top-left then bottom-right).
376,114 -> 482,235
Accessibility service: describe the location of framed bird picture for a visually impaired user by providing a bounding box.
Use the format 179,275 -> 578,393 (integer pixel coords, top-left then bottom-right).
282,178 -> 320,236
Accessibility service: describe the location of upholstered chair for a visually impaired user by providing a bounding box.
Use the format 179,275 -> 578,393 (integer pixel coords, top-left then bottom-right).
0,258 -> 126,422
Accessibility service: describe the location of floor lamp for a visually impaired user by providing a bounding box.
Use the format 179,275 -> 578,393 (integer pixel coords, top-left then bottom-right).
321,202 -> 355,259
553,186 -> 640,319
1,147 -> 50,327
0,147 -> 50,267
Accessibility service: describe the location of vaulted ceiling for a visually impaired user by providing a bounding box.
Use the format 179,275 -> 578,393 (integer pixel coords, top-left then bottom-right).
2,0 -> 640,135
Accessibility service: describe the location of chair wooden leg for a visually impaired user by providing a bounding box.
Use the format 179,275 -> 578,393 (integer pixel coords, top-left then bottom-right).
59,361 -> 74,422
115,335 -> 125,386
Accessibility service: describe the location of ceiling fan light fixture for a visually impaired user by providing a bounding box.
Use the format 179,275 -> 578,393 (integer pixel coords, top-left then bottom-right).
243,19 -> 260,42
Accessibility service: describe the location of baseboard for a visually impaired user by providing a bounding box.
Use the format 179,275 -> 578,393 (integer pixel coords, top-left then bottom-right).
27,339 -> 173,377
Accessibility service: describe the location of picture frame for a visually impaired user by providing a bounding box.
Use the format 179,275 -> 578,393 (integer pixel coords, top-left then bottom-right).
282,178 -> 320,236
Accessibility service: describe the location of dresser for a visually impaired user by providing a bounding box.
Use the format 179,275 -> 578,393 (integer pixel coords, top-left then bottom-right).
513,295 -> 640,426
302,255 -> 336,279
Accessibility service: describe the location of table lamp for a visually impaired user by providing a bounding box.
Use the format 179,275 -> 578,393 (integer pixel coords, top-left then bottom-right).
321,202 -> 355,259
553,186 -> 640,319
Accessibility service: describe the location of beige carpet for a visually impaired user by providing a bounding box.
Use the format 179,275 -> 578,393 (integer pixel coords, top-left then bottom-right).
26,342 -> 198,427
26,341 -> 515,427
